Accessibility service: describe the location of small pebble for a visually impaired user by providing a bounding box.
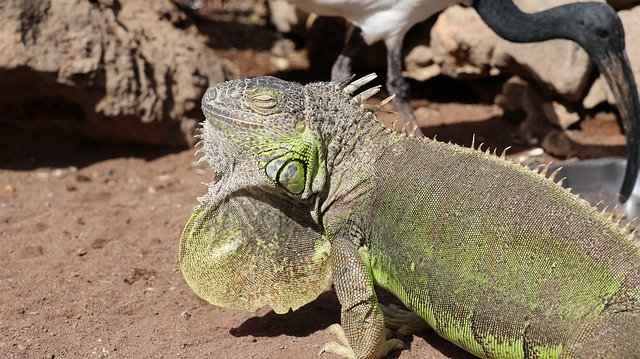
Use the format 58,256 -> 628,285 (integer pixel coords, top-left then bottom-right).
527,147 -> 544,157
51,169 -> 64,178
273,57 -> 289,71
0,202 -> 14,210
75,174 -> 91,182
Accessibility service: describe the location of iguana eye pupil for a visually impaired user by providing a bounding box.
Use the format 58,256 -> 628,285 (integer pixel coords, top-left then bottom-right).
253,98 -> 277,109
254,94 -> 272,101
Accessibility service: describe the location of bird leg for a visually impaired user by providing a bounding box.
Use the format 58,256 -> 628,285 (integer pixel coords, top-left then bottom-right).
331,26 -> 364,81
386,42 -> 422,136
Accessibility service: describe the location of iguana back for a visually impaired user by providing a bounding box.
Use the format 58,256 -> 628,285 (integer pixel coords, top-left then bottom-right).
361,138 -> 640,357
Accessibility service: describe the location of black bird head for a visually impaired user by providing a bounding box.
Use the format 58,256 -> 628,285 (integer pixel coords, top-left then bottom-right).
568,4 -> 624,59
474,0 -> 640,202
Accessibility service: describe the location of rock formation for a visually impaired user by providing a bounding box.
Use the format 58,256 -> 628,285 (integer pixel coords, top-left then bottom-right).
0,0 -> 226,146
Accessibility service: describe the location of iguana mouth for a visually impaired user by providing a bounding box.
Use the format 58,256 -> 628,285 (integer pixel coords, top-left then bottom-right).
202,89 -> 256,128
202,104 -> 262,128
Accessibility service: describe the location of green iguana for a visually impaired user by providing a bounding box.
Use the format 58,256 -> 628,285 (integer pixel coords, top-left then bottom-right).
179,74 -> 640,358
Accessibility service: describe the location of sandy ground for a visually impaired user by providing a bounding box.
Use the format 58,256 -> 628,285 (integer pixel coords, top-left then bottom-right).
0,122 -> 480,359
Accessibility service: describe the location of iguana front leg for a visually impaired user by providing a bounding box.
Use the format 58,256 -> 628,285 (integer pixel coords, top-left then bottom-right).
321,236 -> 403,359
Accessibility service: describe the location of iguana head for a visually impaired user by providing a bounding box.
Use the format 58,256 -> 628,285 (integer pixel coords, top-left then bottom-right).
200,75 -> 382,204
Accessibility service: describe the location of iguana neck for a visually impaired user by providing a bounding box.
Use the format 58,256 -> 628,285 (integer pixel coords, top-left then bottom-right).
319,114 -> 405,223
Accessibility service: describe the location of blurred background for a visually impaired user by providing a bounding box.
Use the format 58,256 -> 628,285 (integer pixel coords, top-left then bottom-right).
1,0 -> 638,358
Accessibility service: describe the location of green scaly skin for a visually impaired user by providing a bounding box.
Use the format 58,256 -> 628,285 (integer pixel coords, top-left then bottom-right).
180,192 -> 331,314
180,75 -> 640,359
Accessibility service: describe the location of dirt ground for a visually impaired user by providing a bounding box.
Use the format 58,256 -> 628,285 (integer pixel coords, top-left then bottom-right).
3,103 -> 620,359
0,5 -> 630,359
0,120 -> 480,359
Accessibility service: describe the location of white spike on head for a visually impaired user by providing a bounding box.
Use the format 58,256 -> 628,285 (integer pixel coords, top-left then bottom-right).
344,73 -> 378,95
335,74 -> 357,90
379,94 -> 396,107
351,85 -> 381,104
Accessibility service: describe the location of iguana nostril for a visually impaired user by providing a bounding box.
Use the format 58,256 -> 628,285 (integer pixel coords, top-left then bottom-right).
206,87 -> 217,102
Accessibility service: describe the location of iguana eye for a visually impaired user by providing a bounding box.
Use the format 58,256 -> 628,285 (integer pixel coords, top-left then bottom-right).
247,89 -> 279,110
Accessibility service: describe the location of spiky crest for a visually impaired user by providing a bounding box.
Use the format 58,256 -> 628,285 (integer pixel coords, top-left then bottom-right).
343,73 -> 378,95
622,217 -> 638,234
540,163 -> 551,176
410,125 -> 418,137
548,167 -> 563,182
328,75 -> 639,239
335,74 -> 357,91
379,94 -> 395,107
351,85 -> 381,104
500,146 -> 511,159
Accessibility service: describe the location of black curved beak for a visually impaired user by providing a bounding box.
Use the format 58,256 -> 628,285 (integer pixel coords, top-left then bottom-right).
596,49 -> 640,202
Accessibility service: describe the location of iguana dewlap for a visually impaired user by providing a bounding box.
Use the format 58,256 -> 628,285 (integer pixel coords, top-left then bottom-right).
180,74 -> 640,359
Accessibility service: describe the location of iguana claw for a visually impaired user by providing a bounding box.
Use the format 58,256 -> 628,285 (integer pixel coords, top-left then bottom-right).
318,324 -> 355,358
319,323 -> 404,359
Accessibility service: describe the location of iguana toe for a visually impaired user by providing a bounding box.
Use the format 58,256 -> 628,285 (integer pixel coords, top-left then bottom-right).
319,341 -> 357,359
319,323 -> 404,359
319,324 -> 355,358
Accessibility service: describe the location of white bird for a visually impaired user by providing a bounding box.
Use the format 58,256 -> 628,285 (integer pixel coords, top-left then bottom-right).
292,0 -> 640,202
293,0 -> 473,130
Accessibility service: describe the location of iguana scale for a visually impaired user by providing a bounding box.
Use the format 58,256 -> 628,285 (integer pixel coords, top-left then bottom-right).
180,74 -> 640,358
